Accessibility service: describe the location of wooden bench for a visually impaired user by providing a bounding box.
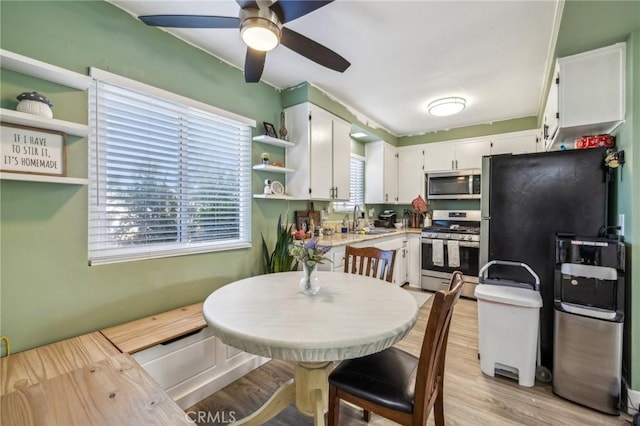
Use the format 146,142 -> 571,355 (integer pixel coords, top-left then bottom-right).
0,301 -> 260,421
100,302 -> 206,354
0,332 -> 190,425
1,302 -> 209,425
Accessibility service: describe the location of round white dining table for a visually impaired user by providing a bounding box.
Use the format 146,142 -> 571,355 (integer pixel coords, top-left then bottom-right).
203,271 -> 419,426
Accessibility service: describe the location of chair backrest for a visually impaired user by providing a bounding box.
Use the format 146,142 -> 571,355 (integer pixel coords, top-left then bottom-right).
412,271 -> 464,424
343,245 -> 397,283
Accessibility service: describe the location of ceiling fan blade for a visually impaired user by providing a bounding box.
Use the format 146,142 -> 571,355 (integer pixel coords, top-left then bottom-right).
270,1 -> 333,24
236,0 -> 258,9
139,15 -> 240,28
281,27 -> 350,72
245,48 -> 267,83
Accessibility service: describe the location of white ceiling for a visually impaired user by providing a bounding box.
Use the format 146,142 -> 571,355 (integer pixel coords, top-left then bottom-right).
109,0 -> 561,137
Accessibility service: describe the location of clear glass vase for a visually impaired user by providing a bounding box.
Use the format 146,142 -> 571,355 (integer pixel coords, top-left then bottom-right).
299,263 -> 321,295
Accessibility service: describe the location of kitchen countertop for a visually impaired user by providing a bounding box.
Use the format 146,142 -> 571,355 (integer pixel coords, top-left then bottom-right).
314,228 -> 422,247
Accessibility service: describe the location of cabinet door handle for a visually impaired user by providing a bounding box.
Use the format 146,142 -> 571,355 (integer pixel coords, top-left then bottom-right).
385,194 -> 388,202
334,187 -> 338,199
543,124 -> 549,140
451,160 -> 454,169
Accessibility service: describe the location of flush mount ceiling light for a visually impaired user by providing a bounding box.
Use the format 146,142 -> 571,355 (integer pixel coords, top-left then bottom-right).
240,8 -> 282,52
350,132 -> 368,138
427,97 -> 466,117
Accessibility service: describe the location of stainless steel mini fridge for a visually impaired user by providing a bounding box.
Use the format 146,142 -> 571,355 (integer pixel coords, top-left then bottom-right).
553,236 -> 625,414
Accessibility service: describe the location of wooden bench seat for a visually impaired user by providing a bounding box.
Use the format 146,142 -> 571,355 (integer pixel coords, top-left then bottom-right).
100,302 -> 206,354
1,303 -> 208,425
0,332 -> 190,425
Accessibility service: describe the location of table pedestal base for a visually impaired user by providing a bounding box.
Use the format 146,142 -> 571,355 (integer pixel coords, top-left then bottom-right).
233,361 -> 332,426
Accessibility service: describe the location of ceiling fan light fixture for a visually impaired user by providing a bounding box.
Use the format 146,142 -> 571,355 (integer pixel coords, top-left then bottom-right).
427,97 -> 466,117
240,9 -> 282,52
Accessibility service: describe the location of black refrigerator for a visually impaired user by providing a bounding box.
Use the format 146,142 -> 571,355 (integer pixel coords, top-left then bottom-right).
480,147 -> 610,369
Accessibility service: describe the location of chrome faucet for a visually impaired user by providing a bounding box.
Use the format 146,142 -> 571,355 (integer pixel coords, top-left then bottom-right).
352,205 -> 361,231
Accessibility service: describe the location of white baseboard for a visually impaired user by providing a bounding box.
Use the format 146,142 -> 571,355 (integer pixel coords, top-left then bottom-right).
628,387 -> 640,415
171,353 -> 270,410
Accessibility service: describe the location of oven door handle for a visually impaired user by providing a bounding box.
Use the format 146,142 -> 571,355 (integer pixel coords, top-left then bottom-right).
421,238 -> 479,248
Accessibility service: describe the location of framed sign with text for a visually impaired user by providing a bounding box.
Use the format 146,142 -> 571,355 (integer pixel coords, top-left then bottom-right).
0,123 -> 66,176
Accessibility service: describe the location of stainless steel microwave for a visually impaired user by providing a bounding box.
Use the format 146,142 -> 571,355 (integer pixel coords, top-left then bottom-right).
426,170 -> 481,199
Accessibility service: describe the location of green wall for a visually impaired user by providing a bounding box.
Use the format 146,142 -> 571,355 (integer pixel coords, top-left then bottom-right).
397,116 -> 538,145
0,1 -> 308,354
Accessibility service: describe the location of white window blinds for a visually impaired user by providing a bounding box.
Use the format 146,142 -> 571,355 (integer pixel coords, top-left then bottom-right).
89,79 -> 251,265
333,155 -> 365,212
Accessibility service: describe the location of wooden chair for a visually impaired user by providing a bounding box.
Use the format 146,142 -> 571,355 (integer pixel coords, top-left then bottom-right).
328,271 -> 465,426
343,245 -> 397,283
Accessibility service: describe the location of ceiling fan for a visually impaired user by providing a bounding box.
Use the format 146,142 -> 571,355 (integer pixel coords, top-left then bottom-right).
139,0 -> 351,83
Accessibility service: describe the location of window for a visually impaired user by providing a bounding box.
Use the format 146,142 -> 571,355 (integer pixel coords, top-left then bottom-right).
88,69 -> 253,265
333,155 -> 365,212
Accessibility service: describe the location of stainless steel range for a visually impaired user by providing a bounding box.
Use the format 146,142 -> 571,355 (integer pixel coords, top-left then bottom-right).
421,210 -> 480,299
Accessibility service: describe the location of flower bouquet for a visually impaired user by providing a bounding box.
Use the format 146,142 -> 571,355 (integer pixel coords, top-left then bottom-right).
289,237 -> 331,294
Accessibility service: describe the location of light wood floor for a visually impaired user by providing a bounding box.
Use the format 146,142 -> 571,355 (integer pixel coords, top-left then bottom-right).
188,292 -> 628,425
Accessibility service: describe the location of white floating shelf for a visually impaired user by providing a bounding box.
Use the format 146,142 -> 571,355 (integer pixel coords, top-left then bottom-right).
0,108 -> 89,137
252,135 -> 294,148
253,194 -> 296,200
1,172 -> 89,185
252,164 -> 295,174
1,49 -> 92,90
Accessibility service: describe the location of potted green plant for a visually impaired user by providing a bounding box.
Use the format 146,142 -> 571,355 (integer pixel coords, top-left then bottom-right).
261,215 -> 299,273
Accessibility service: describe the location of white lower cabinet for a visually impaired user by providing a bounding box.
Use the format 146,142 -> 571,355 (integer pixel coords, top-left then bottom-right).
318,245 -> 346,272
407,234 -> 421,288
133,326 -> 268,409
325,234 -> 422,286
350,236 -> 408,286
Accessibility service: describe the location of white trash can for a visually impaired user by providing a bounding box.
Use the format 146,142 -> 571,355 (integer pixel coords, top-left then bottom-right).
475,261 -> 542,387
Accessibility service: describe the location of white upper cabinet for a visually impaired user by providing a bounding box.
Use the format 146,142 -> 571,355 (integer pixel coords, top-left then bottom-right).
545,42 -> 626,150
366,129 -> 541,206
455,139 -> 491,170
490,130 -> 541,155
365,141 -> 398,204
397,145 -> 425,204
331,119 -> 351,201
285,103 -> 351,200
424,138 -> 490,172
423,143 -> 455,172
542,63 -> 560,144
